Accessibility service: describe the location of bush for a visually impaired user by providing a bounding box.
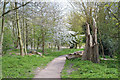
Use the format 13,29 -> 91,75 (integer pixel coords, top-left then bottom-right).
3,27 -> 13,54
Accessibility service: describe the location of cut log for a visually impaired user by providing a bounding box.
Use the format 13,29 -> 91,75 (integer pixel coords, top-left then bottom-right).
66,51 -> 83,60
29,51 -> 42,56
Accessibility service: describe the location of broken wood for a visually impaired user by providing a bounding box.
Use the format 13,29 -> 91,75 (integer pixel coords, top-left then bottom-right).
29,51 -> 42,56
66,51 -> 83,60
81,18 -> 100,63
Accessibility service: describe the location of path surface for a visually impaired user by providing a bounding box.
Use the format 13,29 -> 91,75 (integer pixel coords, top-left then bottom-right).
34,55 -> 66,78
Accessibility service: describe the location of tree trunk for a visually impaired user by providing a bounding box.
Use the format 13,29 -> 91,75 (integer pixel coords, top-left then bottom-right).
12,18 -> 17,48
75,43 -> 77,49
34,28 -> 35,50
24,21 -> 27,55
37,37 -> 40,50
42,34 -> 45,54
31,41 -> 33,50
82,23 -> 92,61
15,2 -> 24,56
118,1 -> 120,66
22,3 -> 27,55
82,18 -> 100,63
98,30 -> 105,58
48,43 -> 50,49
13,18 -> 19,49
79,43 -> 81,49
57,45 -> 60,50
15,39 -> 19,48
92,18 -> 100,63
55,44 -> 57,49
42,27 -> 45,54
0,2 -> 6,55
26,23 -> 28,49
51,43 -> 53,49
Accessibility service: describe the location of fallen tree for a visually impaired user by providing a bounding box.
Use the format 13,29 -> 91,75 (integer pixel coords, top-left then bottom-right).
28,51 -> 42,56
66,51 -> 84,60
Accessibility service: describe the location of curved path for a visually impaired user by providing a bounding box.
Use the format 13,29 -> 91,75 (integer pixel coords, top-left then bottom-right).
34,55 -> 66,78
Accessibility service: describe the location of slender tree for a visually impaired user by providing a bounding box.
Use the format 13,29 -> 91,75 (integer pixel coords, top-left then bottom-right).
22,2 -> 27,55
0,1 -> 7,55
15,2 -> 24,56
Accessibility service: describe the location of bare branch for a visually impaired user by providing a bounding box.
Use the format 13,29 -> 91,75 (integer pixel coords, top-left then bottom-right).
106,6 -> 119,22
0,1 -> 30,18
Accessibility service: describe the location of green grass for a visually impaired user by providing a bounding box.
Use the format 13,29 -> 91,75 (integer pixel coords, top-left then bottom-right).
0,56 -> 2,79
2,48 -> 82,78
61,58 -> 118,78
40,48 -> 84,57
99,55 -> 117,59
2,55 -> 53,78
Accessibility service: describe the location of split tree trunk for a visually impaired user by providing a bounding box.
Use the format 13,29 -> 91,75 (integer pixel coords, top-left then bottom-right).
91,18 -> 99,63
82,18 -> 100,63
81,23 -> 92,61
15,2 -> 24,56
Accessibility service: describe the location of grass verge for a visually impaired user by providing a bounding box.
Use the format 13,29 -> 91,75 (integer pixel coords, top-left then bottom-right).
61,58 -> 118,78
2,48 -> 82,78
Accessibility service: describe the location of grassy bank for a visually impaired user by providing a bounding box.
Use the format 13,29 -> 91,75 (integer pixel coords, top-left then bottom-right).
61,58 -> 118,78
2,48 -> 82,78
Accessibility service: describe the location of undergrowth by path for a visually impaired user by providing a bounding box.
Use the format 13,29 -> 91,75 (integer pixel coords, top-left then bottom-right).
62,58 -> 118,78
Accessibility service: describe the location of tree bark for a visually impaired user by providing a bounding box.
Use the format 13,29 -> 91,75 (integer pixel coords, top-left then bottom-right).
26,23 -> 28,49
37,37 -> 40,50
34,28 -> 35,50
117,2 -> 120,74
0,2 -> 6,55
12,20 -> 17,48
82,18 -> 100,63
82,23 -> 92,61
15,39 -> 19,48
75,43 -> 77,49
42,32 -> 45,54
57,45 -> 60,50
31,41 -> 33,50
22,2 -> 27,55
91,18 -> 100,63
79,43 -> 81,49
42,29 -> 45,54
15,2 -> 24,56
24,21 -> 27,55
98,30 -> 105,58
24,30 -> 27,55
48,43 -> 50,49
